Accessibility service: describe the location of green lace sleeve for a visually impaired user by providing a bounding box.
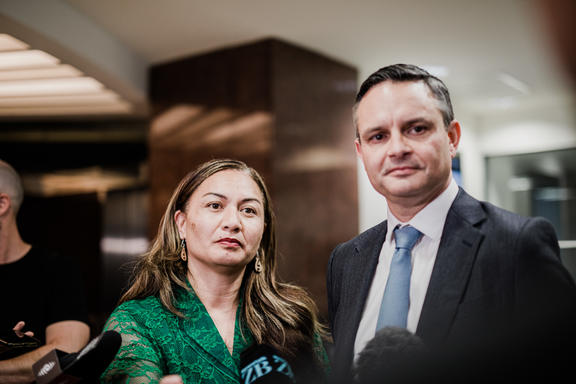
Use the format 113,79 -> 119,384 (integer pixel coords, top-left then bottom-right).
100,306 -> 163,384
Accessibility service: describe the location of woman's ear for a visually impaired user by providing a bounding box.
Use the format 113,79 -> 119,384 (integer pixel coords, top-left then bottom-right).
174,210 -> 186,238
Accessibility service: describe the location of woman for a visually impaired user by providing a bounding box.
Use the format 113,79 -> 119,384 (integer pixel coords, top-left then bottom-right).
101,159 -> 329,383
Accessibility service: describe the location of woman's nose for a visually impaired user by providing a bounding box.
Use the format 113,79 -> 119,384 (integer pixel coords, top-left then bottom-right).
221,207 -> 241,231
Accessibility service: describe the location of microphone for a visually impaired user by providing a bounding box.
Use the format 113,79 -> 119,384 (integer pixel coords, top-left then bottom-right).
240,344 -> 295,384
353,327 -> 428,384
33,330 -> 122,384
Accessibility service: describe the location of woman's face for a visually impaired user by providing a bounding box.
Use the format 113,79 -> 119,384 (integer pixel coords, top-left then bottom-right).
175,169 -> 265,274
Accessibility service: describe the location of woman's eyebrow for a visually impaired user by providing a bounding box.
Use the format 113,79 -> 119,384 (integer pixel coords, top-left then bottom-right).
202,192 -> 262,206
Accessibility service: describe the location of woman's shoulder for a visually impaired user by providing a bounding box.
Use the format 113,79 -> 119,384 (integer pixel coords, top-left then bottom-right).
104,296 -> 169,330
113,296 -> 166,316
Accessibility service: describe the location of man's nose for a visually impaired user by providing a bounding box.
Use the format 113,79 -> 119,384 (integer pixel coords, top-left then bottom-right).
387,132 -> 411,158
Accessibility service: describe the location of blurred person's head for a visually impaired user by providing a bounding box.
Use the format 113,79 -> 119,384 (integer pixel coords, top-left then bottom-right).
353,64 -> 461,219
0,159 -> 24,217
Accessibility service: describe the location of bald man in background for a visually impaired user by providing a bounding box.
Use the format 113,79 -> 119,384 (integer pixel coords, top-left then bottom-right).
0,159 -> 90,383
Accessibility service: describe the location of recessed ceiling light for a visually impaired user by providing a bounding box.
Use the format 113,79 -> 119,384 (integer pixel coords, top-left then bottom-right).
0,33 -> 132,117
0,103 -> 132,116
0,77 -> 104,97
498,72 -> 530,94
0,34 -> 29,51
0,50 -> 60,70
0,64 -> 83,81
0,91 -> 120,107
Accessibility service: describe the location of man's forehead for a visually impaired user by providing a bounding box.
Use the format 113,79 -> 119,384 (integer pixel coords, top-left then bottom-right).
356,82 -> 442,123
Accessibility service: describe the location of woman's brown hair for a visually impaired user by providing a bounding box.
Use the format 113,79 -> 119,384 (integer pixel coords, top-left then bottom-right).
119,159 -> 326,359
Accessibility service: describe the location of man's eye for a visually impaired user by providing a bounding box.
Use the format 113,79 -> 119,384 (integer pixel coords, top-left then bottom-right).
370,133 -> 384,141
411,125 -> 427,134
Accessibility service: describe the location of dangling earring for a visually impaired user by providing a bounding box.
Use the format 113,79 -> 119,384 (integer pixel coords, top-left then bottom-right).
180,239 -> 187,262
254,256 -> 263,273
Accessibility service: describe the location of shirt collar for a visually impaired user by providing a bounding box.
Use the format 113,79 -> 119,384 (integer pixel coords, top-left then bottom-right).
387,178 -> 459,242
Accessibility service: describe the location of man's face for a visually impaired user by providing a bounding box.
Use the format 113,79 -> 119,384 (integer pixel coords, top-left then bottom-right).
355,81 -> 460,208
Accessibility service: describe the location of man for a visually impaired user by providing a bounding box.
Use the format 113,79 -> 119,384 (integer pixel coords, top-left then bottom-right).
327,64 -> 576,382
0,159 -> 90,383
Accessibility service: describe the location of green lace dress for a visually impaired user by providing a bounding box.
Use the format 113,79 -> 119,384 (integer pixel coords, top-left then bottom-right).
100,285 -> 328,383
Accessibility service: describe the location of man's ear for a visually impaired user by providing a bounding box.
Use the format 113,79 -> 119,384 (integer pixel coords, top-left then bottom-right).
0,193 -> 11,217
355,138 -> 362,158
447,120 -> 461,157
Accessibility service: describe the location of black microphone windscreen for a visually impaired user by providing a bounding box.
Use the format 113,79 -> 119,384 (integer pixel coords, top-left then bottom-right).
240,344 -> 295,384
65,330 -> 122,379
354,327 -> 427,384
33,330 -> 122,384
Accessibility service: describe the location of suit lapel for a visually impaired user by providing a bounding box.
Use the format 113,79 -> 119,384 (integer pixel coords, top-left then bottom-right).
338,221 -> 387,359
416,189 -> 486,345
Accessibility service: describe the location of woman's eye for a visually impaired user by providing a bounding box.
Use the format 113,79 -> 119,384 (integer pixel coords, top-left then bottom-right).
208,202 -> 221,209
242,207 -> 257,215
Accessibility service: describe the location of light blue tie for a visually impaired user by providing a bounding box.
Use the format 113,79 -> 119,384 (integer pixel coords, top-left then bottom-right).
376,225 -> 422,330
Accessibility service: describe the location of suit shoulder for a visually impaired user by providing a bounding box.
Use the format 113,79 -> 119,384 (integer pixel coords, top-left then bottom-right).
478,199 -> 553,231
456,189 -> 551,229
331,221 -> 386,256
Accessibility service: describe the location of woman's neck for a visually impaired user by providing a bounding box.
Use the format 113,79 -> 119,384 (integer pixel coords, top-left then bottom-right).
187,264 -> 245,355
187,264 -> 244,311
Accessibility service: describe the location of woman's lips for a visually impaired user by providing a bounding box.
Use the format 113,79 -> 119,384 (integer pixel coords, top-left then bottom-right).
217,238 -> 242,247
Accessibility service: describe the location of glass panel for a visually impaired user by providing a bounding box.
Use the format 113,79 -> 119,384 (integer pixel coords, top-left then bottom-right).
486,148 -> 576,279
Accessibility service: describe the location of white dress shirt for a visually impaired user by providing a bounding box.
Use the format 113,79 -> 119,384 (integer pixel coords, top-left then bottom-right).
353,179 -> 459,361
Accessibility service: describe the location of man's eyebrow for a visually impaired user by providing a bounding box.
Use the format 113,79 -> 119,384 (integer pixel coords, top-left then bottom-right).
403,117 -> 433,126
361,125 -> 387,136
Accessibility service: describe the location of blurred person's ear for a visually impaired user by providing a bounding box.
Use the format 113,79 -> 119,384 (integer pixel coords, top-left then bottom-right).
0,193 -> 11,216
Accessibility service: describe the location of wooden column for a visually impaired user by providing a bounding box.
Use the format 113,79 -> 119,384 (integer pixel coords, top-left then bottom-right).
149,38 -> 357,317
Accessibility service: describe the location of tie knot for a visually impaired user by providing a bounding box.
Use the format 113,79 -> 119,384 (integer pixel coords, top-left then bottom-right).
393,225 -> 422,250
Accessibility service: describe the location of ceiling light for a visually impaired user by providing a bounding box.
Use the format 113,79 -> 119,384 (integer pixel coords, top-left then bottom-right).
0,91 -> 120,107
0,64 -> 82,81
0,33 -> 132,117
0,77 -> 104,97
0,103 -> 132,116
0,33 -> 29,51
498,72 -> 530,94
0,50 -> 60,70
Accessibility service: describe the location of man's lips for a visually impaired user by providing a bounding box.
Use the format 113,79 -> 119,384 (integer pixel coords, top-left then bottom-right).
385,166 -> 418,176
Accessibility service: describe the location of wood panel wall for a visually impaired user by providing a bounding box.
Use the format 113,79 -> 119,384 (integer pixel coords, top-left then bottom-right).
149,38 -> 358,317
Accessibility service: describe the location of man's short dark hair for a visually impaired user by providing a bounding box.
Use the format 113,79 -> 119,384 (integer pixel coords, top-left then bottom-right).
354,64 -> 454,138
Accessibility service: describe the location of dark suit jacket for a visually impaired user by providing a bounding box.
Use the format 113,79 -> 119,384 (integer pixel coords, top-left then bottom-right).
327,188 -> 576,381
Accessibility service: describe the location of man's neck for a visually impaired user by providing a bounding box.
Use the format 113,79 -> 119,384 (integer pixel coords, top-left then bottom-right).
387,179 -> 452,222
0,220 -> 31,265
